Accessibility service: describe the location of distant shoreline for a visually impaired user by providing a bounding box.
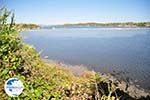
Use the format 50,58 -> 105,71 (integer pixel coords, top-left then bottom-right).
41,22 -> 150,29
63,22 -> 150,27
16,22 -> 150,30
23,27 -> 150,32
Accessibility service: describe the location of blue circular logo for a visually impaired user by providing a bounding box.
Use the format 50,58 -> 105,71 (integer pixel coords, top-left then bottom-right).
4,78 -> 24,97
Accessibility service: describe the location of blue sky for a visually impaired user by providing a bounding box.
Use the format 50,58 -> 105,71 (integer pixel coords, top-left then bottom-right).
0,0 -> 150,25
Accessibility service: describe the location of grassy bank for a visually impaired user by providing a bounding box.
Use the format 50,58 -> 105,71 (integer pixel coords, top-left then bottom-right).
0,8 -> 149,100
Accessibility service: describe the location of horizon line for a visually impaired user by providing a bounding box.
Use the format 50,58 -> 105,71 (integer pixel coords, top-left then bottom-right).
15,21 -> 150,25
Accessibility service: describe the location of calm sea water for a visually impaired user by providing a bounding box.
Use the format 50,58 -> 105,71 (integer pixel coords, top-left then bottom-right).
21,28 -> 150,90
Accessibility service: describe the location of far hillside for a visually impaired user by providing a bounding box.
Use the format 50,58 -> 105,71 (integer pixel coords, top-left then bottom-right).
15,24 -> 40,30
63,22 -> 150,27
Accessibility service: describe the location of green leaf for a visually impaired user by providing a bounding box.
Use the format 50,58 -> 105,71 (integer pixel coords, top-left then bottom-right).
1,69 -> 8,76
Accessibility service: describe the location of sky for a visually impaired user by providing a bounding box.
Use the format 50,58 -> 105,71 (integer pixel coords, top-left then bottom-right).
0,0 -> 150,25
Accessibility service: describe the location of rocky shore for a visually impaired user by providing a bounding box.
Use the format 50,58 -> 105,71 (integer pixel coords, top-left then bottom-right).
44,59 -> 150,99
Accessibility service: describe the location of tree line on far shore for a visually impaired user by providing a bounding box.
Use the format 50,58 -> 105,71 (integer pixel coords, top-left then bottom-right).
63,22 -> 150,27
